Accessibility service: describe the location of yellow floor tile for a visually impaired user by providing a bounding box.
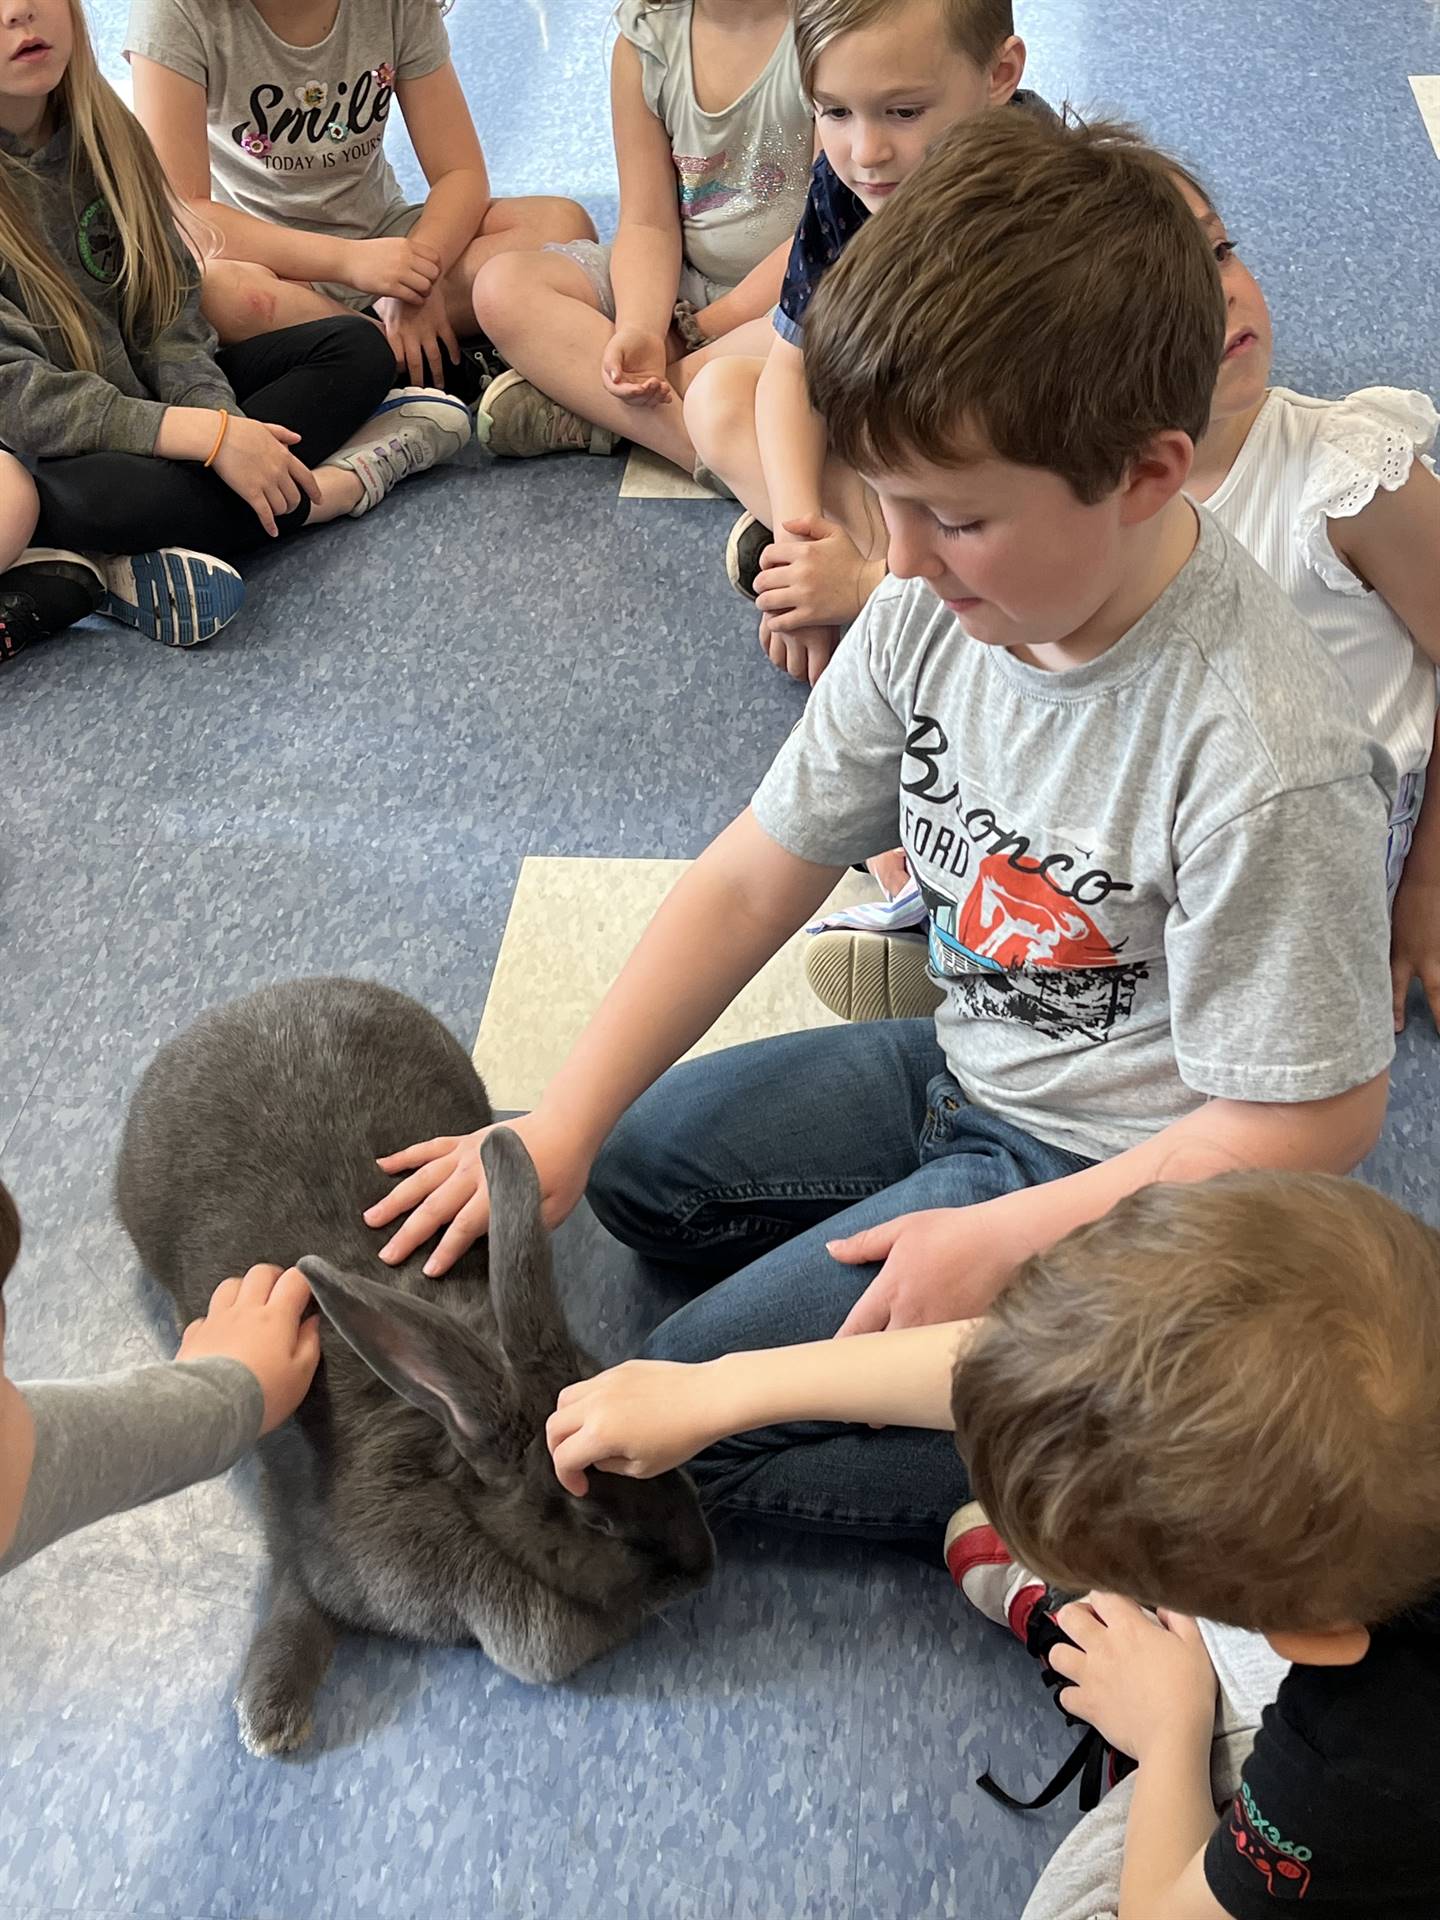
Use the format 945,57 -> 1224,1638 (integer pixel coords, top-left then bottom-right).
473,855 -> 875,1110
618,446 -> 721,500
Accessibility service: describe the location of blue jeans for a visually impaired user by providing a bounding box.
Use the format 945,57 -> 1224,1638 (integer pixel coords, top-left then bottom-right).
587,1020 -> 1092,1542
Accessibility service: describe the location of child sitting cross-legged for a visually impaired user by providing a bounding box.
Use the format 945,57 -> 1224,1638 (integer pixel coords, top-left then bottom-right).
0,0 -> 469,665
684,0 -> 1049,685
365,114 -> 1400,1547
543,1171 -> 1440,1919
809,158 -> 1440,1027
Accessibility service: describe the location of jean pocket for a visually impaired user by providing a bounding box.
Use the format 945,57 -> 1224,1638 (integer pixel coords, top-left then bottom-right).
919,1073 -> 966,1156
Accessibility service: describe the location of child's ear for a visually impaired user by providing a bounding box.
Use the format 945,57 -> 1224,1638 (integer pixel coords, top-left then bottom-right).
987,36 -> 1026,106
1117,430 -> 1196,527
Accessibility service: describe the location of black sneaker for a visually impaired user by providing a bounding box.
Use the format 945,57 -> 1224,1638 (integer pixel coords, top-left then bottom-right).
725,510 -> 772,602
443,332 -> 509,408
0,548 -> 104,663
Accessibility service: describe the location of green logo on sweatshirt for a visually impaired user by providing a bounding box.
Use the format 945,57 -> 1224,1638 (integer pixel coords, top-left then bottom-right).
77,198 -> 122,285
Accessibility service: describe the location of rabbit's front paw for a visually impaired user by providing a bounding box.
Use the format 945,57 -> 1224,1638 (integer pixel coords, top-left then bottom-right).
235,1683 -> 315,1758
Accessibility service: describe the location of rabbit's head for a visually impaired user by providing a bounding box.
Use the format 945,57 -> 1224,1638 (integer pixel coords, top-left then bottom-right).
297,1128 -> 714,1621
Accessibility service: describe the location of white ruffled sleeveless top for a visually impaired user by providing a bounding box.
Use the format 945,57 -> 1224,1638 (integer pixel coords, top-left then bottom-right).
1201,386 -> 1438,780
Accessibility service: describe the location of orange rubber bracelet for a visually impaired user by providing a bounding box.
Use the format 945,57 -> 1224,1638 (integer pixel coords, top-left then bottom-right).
203,408 -> 230,468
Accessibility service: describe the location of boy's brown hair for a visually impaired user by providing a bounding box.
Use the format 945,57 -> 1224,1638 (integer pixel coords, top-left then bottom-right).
952,1173 -> 1440,1631
804,113 -> 1225,503
793,0 -> 1014,93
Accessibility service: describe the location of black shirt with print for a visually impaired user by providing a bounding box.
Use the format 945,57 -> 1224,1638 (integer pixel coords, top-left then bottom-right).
1205,1596 -> 1440,1914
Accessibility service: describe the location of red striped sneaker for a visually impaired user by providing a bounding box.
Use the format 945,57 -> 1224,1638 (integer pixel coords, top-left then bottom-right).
944,1500 -> 1048,1644
946,1501 -> 1137,1814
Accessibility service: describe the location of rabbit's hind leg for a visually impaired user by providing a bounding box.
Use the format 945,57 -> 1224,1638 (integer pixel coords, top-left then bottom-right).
234,1566 -> 338,1757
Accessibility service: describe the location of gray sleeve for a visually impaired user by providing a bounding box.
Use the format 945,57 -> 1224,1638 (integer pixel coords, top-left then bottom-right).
123,0 -> 209,86
0,293 -> 169,457
1166,776 -> 1396,1102
395,0 -> 452,81
132,256 -> 238,415
750,603 -> 908,865
0,1357 -> 265,1578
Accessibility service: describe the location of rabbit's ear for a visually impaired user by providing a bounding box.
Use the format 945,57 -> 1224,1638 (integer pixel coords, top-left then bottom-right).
480,1128 -> 582,1416
298,1256 -> 516,1450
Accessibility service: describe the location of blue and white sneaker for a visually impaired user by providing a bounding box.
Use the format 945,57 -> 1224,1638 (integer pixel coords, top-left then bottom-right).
99,548 -> 245,649
327,386 -> 473,517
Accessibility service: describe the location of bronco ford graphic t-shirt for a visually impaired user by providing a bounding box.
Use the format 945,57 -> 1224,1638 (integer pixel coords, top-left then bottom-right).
126,0 -> 450,242
751,509 -> 1396,1163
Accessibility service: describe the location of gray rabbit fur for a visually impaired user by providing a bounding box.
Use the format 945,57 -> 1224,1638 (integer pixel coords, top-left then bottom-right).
115,976 -> 715,1757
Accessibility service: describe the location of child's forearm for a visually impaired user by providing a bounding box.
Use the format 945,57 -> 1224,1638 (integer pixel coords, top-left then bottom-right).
757,339 -> 829,525
1117,1727 -> 1219,1920
610,219 -> 684,339
708,1321 -> 978,1438
693,237 -> 791,341
982,1077 -> 1390,1298
153,404 -> 231,461
540,809 -> 842,1159
408,169 -> 492,275
191,198 -> 355,286
0,1359 -> 263,1577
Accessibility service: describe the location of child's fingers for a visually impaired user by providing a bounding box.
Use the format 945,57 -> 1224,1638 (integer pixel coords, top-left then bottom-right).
1391,958 -> 1412,1032
265,1264 -> 314,1322
367,1152 -> 460,1230
234,1262 -> 286,1306
261,422 -> 303,446
249,489 -> 280,538
296,1313 -> 322,1369
291,457 -> 323,507
376,1136 -> 461,1176
207,1275 -> 243,1313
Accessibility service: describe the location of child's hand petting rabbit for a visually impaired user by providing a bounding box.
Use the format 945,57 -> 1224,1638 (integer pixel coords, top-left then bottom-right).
175,1263 -> 321,1435
368,1104 -> 591,1275
546,1361 -> 723,1495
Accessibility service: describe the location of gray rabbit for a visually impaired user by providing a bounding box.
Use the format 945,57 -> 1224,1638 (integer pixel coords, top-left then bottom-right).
115,976 -> 715,1757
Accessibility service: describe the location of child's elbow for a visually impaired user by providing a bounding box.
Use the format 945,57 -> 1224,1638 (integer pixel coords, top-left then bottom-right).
1326,1070 -> 1390,1170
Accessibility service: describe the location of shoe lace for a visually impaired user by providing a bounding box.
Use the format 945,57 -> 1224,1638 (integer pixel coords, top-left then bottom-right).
368,432 -> 425,489
975,1591 -> 1139,1816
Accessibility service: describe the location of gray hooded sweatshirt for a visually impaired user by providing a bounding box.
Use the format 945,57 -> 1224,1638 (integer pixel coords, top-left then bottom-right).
0,116 -> 237,461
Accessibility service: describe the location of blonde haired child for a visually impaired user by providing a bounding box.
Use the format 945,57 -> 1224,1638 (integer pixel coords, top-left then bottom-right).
470,0 -> 814,475
0,0 -> 468,660
683,0 -> 1040,683
127,0 -> 593,394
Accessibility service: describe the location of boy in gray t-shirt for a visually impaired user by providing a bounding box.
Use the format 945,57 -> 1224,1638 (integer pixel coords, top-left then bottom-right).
366,114 -> 1397,1542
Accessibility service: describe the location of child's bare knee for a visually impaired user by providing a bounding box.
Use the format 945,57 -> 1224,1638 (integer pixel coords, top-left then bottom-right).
472,249 -> 545,336
541,196 -> 596,244
684,358 -> 760,465
0,450 -> 39,557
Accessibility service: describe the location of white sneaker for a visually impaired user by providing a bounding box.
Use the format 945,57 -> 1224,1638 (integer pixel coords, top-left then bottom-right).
98,548 -> 245,648
327,387 -> 473,517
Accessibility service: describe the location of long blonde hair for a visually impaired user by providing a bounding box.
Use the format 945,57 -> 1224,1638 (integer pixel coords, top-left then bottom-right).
0,0 -> 190,372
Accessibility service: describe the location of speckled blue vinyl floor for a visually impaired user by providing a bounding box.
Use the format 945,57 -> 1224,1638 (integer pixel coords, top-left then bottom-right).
2,2 -> 1439,1916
